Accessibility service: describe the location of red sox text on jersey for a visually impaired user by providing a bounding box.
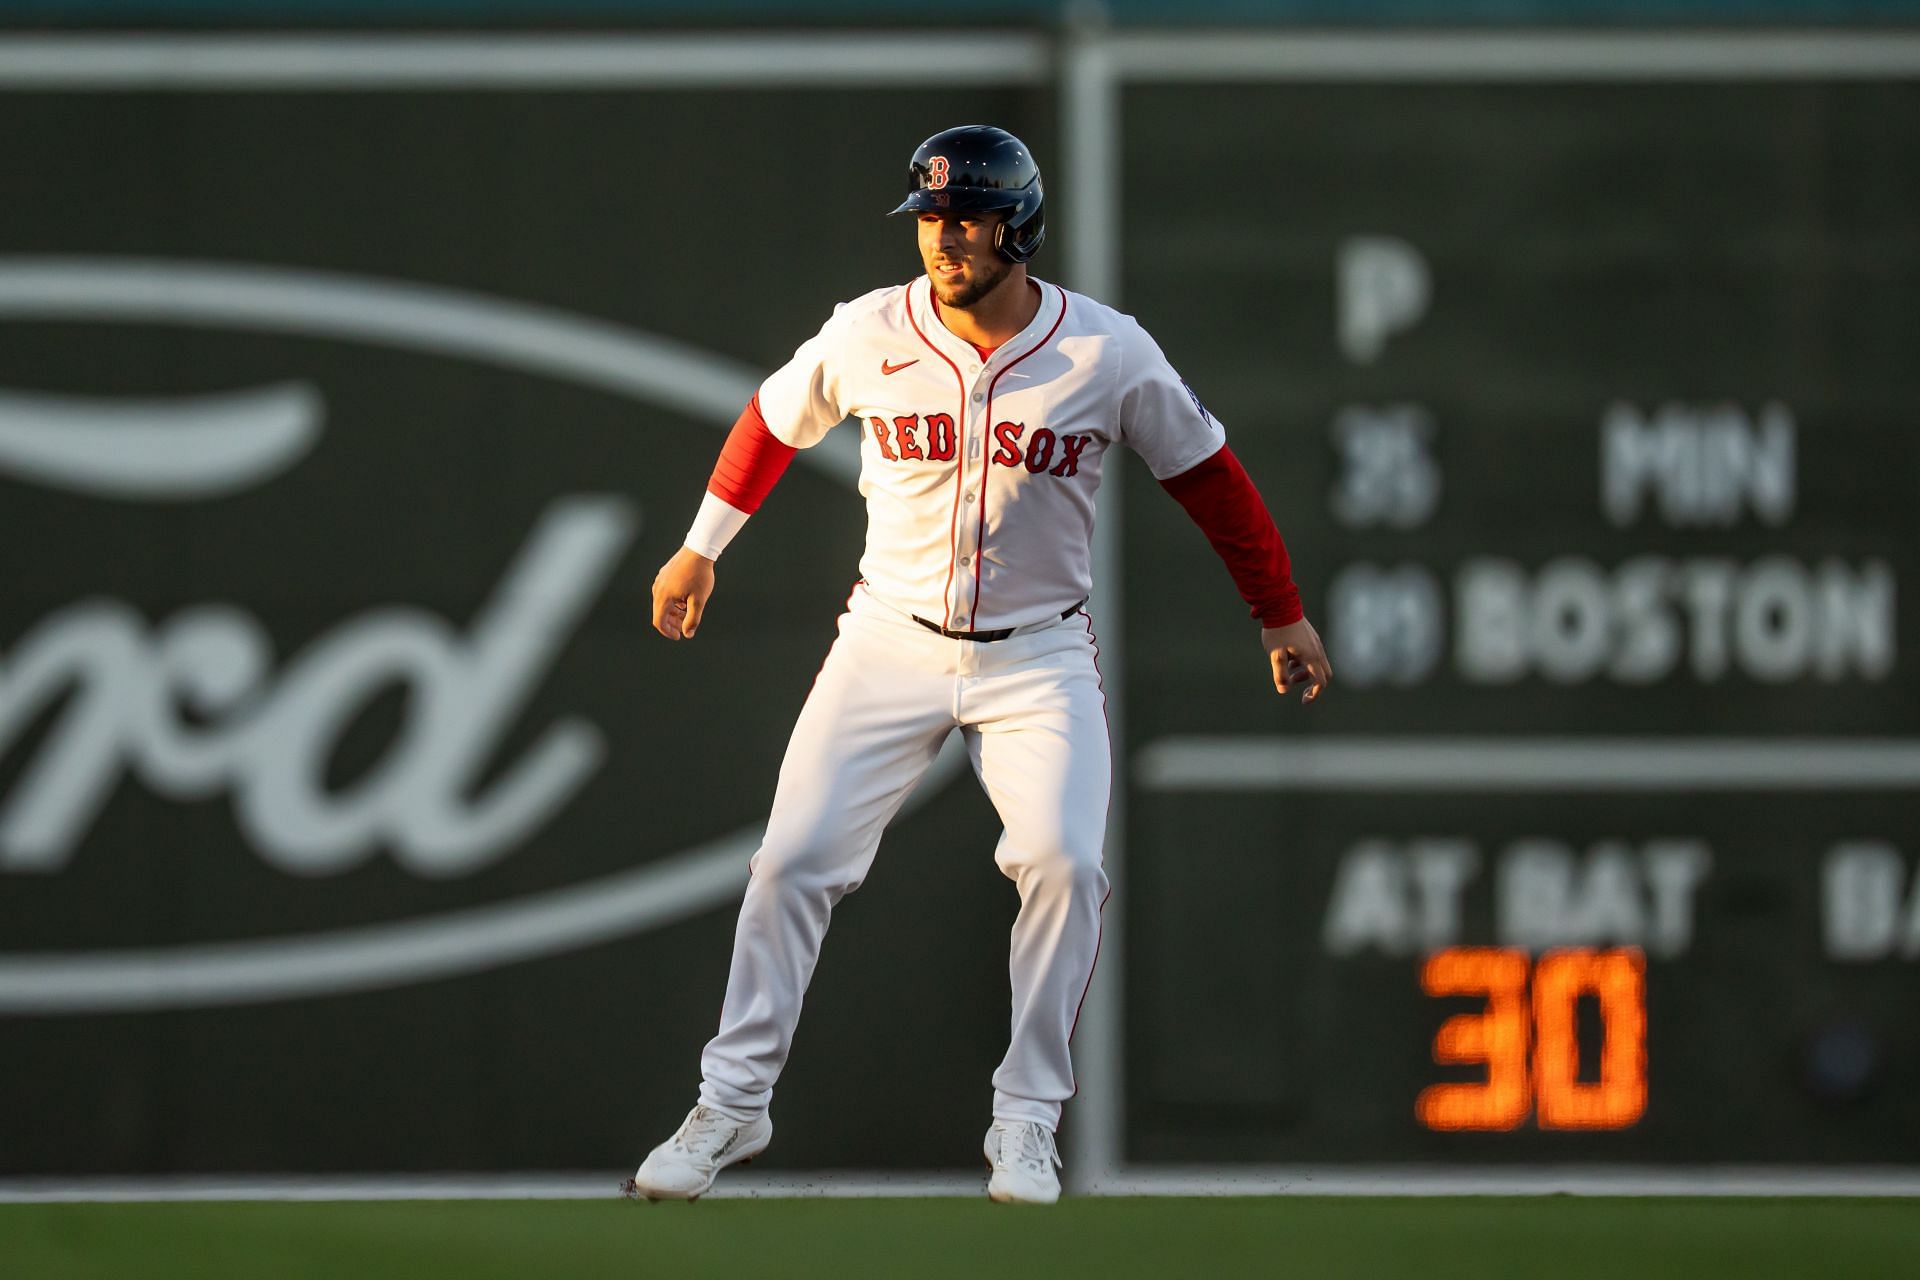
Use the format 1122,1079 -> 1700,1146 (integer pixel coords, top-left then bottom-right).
736,277 -> 1228,633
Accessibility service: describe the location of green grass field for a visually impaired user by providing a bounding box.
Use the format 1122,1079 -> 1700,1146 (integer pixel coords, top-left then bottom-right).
8,1197 -> 1918,1279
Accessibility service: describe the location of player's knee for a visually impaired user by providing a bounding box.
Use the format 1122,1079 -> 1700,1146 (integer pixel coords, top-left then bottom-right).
1059,845 -> 1106,894
749,834 -> 865,898
1004,833 -> 1105,894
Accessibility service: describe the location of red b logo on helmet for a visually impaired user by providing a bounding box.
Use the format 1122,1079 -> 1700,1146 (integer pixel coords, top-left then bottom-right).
926,156 -> 950,190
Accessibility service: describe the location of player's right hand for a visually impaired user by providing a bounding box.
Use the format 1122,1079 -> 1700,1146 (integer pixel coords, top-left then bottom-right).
652,547 -> 717,641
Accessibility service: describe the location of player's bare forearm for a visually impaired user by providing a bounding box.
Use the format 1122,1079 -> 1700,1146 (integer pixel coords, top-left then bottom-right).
1262,616 -> 1331,703
652,547 -> 716,641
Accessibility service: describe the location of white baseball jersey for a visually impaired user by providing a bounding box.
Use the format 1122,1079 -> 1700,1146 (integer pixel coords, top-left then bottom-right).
681,273 -> 1236,1137
755,276 -> 1227,632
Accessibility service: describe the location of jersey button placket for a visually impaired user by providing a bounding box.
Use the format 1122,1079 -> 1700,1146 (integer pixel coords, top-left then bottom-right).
954,376 -> 987,625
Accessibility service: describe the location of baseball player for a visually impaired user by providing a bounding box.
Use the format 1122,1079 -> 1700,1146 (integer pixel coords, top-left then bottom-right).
630,125 -> 1328,1205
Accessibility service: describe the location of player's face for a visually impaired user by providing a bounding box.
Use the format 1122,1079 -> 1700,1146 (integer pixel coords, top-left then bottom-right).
918,211 -> 1011,309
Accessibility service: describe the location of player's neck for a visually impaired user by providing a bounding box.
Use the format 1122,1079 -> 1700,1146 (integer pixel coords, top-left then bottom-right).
933,271 -> 1040,351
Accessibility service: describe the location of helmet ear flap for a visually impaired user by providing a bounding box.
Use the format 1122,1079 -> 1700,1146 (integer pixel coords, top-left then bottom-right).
991,208 -> 1044,264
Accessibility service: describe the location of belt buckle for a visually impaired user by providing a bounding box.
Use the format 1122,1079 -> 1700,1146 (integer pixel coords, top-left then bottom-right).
911,602 -> 1084,642
910,614 -> 1011,642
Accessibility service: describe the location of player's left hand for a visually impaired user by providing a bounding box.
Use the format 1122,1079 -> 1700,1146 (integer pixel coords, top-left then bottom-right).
652,546 -> 716,641
1261,617 -> 1331,703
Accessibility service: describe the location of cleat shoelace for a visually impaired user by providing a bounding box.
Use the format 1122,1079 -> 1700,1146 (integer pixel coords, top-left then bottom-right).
1002,1122 -> 1061,1176
670,1107 -> 738,1163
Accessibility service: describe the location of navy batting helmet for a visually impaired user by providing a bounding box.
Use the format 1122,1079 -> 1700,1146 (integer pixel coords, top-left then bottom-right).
890,125 -> 1046,264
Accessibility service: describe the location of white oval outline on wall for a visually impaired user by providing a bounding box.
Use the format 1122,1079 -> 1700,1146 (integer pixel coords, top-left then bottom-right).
0,380 -> 325,499
0,255 -> 962,1013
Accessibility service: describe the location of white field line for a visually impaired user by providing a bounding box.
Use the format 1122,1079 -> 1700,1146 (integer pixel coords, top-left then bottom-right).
1135,737 -> 1920,792
0,1172 -> 985,1203
5,1166 -> 1920,1202
1090,1165 -> 1920,1197
0,33 -> 1049,89
1110,31 -> 1920,81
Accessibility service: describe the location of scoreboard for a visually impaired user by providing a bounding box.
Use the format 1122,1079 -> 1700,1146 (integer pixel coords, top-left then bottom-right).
1116,77 -> 1920,1164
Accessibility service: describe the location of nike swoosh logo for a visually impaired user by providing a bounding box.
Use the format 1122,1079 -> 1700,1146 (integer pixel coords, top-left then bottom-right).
881,359 -> 919,376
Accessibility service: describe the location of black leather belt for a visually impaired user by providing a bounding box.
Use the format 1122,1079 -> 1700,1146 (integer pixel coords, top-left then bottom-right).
911,601 -> 1085,643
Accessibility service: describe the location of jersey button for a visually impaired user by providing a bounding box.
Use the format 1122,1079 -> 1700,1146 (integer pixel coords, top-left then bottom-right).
964,492 -> 976,504
960,555 -> 971,566
954,614 -> 968,626
972,392 -> 985,404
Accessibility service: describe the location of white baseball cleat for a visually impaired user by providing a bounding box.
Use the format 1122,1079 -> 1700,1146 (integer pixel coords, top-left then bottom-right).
983,1119 -> 1063,1205
626,1105 -> 772,1201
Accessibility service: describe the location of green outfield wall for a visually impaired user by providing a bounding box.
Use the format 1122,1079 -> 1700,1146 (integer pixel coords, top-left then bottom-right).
1,27 -> 1915,1177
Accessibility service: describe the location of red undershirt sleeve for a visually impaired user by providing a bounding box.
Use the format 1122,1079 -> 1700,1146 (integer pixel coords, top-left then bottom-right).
1158,444 -> 1304,627
708,395 -> 799,513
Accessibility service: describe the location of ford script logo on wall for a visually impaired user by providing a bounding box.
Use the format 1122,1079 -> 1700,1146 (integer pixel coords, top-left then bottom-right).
0,257 -> 953,1015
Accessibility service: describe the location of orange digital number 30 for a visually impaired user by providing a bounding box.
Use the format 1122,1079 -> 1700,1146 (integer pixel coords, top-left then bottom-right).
1416,946 -> 1647,1132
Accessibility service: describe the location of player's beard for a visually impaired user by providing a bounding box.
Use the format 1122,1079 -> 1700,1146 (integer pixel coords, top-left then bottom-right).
930,253 -> 1011,310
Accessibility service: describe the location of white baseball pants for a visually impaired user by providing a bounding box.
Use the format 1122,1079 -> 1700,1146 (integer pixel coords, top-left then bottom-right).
696,584 -> 1112,1131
